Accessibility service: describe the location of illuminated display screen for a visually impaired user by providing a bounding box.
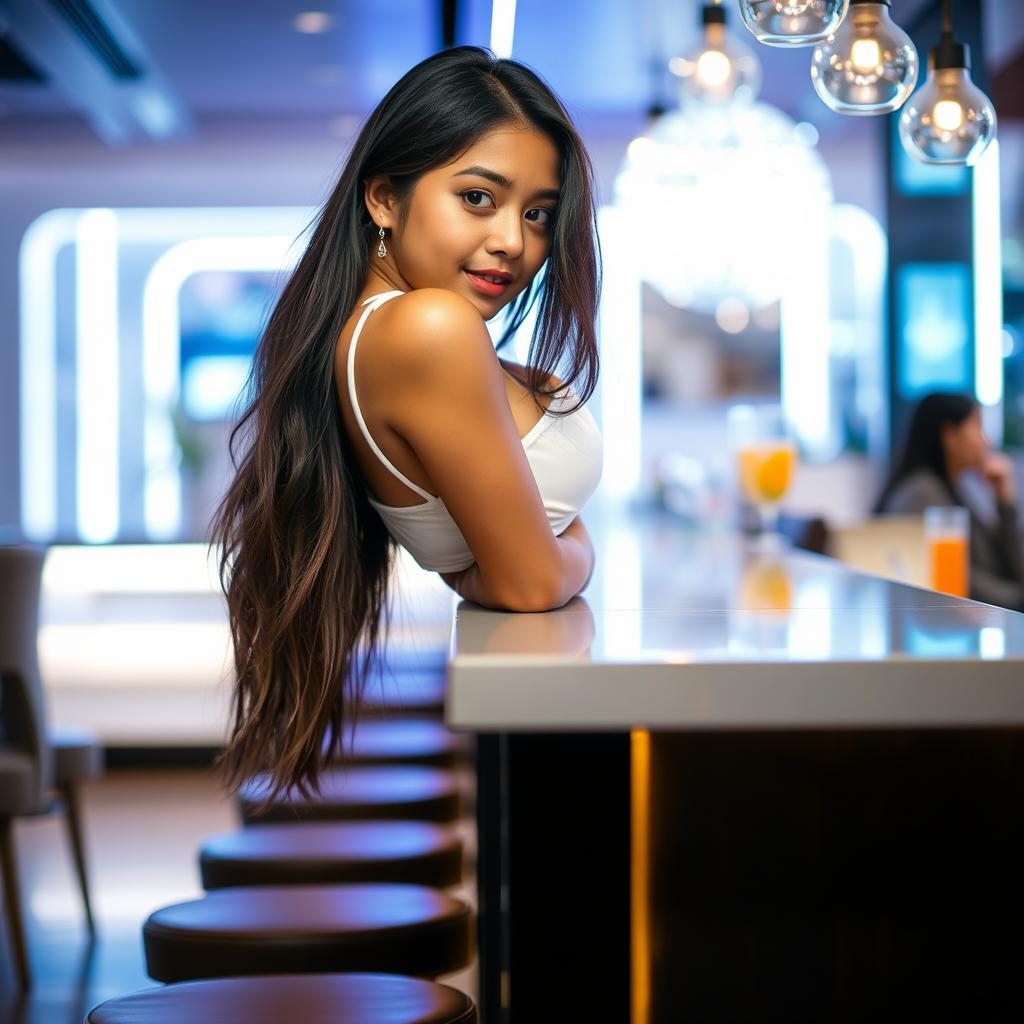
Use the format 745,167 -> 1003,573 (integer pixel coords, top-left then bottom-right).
897,262 -> 972,399
178,269 -> 282,421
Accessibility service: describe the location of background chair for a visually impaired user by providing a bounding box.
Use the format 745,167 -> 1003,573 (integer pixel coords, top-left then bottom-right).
0,543 -> 103,989
828,515 -> 927,586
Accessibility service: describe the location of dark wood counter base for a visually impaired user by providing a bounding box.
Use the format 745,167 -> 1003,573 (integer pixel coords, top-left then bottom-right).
477,729 -> 1024,1023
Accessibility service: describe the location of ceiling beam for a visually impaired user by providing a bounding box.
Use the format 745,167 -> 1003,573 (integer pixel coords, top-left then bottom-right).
0,0 -> 191,144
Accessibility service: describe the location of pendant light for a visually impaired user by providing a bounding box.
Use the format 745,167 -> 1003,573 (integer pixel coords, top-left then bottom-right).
670,1 -> 762,106
898,0 -> 996,166
810,0 -> 918,115
740,0 -> 849,48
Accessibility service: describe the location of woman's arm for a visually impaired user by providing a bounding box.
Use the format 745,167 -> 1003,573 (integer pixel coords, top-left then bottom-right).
380,289 -> 593,612
441,516 -> 594,610
981,454 -> 1024,585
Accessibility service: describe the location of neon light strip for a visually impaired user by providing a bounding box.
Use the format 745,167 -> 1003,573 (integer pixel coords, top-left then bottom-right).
75,209 -> 120,543
18,207 -> 313,543
141,236 -> 301,540
631,728 -> 651,1024
596,205 -> 643,498
490,0 -> 517,57
828,204 -> 887,462
19,209 -> 79,541
780,206 -> 832,458
973,141 -> 1003,432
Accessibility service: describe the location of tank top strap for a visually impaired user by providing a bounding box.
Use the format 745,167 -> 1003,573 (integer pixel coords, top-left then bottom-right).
347,291 -> 435,502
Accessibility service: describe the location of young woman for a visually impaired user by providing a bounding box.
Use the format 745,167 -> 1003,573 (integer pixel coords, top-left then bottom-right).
211,47 -> 603,796
874,391 -> 1023,610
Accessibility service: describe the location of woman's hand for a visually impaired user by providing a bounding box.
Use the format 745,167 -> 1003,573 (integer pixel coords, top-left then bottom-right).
982,452 -> 1017,505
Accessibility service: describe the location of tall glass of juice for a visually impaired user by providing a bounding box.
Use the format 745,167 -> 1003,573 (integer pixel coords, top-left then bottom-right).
924,505 -> 970,598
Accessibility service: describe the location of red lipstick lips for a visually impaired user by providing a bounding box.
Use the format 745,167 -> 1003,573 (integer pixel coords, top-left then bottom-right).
464,268 -> 513,298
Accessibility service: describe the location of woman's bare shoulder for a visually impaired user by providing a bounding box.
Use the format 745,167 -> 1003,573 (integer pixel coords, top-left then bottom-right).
375,289 -> 489,358
356,288 -> 500,402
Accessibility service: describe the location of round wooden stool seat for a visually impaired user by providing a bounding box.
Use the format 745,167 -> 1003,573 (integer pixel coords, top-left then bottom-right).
143,884 -> 473,983
200,821 -> 463,889
87,972 -> 476,1023
239,767 -> 461,825
331,719 -> 464,768
359,670 -> 446,716
373,645 -> 448,673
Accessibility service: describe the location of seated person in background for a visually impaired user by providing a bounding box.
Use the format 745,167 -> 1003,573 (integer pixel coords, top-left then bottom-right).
874,392 -> 1023,610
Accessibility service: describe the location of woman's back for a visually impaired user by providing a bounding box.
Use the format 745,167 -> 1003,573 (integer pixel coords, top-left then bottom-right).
880,468 -> 954,516
334,289 -> 602,573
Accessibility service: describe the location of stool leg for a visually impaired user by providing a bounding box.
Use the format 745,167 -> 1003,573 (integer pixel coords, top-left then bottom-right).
0,817 -> 31,990
59,782 -> 96,935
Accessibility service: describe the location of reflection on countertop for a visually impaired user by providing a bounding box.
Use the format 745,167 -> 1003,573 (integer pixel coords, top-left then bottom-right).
455,512 -> 1020,665
448,505 -> 1024,731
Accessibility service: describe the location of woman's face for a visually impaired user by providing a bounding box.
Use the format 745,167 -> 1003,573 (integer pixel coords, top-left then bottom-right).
943,408 -> 989,471
380,123 -> 561,319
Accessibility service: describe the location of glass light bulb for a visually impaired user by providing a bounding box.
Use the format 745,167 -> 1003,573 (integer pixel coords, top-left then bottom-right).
932,99 -> 963,131
810,2 -> 918,115
899,66 -> 997,166
850,37 -> 881,70
697,50 -> 732,87
672,22 -> 762,106
740,0 -> 849,47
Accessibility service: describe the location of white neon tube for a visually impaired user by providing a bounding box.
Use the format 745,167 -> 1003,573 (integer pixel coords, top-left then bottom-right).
141,235 -> 301,540
972,140 -> 1003,440
595,205 -> 643,499
490,0 -> 517,57
19,209 -> 79,541
75,209 -> 120,543
780,203 -> 832,459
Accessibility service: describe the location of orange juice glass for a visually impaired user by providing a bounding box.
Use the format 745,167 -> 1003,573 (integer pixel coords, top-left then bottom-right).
736,442 -> 797,507
924,506 -> 970,598
727,404 -> 797,540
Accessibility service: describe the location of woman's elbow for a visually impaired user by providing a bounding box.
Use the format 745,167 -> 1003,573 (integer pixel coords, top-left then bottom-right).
494,574 -> 568,613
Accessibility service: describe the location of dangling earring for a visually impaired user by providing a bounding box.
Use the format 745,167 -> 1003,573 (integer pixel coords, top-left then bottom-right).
377,226 -> 387,258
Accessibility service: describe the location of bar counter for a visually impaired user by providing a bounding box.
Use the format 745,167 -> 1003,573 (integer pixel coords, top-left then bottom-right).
449,507 -> 1024,1023
449,509 -> 1024,730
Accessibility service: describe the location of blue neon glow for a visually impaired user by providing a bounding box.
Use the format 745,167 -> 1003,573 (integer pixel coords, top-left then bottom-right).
898,263 -> 972,398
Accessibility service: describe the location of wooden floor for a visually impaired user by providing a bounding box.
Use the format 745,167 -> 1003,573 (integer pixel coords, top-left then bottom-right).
0,766 -> 478,1022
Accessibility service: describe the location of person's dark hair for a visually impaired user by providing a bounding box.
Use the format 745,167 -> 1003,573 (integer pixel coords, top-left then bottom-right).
209,46 -> 601,800
873,391 -> 978,513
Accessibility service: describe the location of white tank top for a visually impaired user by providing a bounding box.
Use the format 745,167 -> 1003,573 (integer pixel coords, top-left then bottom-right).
347,290 -> 603,572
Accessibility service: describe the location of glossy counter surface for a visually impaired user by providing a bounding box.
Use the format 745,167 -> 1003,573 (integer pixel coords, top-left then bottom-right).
447,509 -> 1024,730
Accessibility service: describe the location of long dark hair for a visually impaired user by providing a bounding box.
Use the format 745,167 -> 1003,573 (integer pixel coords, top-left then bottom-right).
873,391 -> 978,513
209,46 -> 601,799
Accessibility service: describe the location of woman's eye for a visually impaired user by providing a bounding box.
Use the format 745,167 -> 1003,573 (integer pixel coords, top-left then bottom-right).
526,208 -> 554,226
461,190 -> 494,208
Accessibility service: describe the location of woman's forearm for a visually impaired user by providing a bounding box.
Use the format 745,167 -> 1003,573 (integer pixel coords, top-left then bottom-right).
441,519 -> 595,611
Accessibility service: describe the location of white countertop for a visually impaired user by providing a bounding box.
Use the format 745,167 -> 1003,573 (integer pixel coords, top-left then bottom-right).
446,507 -> 1024,731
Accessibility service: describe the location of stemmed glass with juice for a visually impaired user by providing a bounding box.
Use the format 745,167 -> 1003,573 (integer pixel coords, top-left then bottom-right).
727,404 -> 798,543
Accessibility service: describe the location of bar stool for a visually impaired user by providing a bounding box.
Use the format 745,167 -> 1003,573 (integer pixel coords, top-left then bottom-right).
143,884 -> 473,983
359,670 -> 447,717
331,718 -> 465,769
239,766 -> 461,825
200,820 -> 463,889
86,973 -> 476,1023
372,645 -> 448,674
